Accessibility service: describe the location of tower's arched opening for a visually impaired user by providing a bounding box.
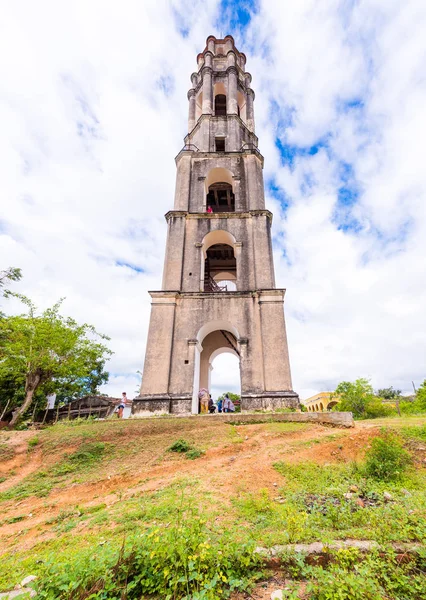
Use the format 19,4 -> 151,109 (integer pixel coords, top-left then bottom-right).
207,182 -> 235,212
197,330 -> 241,413
210,352 -> 241,405
192,321 -> 240,414
215,94 -> 227,116
204,244 -> 236,291
237,91 -> 246,122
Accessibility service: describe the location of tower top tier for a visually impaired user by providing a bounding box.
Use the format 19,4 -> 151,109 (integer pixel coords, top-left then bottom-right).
186,35 -> 256,149
196,35 -> 247,73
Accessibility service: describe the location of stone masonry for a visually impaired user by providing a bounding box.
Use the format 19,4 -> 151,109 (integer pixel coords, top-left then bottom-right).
133,35 -> 300,416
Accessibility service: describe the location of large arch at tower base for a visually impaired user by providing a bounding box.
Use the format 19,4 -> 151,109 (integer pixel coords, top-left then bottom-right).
132,290 -> 300,417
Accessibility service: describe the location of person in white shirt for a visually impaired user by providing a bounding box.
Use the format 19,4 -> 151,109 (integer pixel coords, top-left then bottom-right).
223,395 -> 235,413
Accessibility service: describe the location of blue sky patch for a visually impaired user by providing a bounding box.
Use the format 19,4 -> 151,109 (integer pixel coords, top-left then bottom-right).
275,135 -> 331,168
219,0 -> 256,29
268,178 -> 291,211
172,6 -> 190,37
157,75 -> 175,97
115,261 -> 144,273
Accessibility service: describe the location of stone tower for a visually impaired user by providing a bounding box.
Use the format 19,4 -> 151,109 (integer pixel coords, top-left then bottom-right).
133,35 -> 299,416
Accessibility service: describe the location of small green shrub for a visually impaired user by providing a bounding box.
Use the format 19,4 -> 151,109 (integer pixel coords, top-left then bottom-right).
186,448 -> 204,460
167,439 -> 191,453
364,430 -> 411,481
28,436 -> 40,449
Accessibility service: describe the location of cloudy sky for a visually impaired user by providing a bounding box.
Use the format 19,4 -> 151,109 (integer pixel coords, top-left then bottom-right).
1,0 -> 426,401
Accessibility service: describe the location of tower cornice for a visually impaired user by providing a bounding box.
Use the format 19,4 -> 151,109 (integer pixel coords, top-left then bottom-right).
175,145 -> 264,167
165,210 -> 273,223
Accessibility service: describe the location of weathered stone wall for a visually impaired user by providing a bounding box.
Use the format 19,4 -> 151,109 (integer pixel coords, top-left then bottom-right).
162,211 -> 275,293
132,395 -> 192,416
130,410 -> 355,428
139,290 -> 294,405
212,411 -> 354,427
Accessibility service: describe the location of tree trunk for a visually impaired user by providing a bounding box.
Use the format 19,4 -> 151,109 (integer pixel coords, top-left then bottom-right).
9,373 -> 41,428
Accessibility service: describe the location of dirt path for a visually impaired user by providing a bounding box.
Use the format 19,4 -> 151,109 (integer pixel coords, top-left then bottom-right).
0,421 -> 380,555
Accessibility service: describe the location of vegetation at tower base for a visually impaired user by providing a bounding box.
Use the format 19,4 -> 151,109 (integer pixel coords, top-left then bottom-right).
330,378 -> 426,419
0,416 -> 425,598
0,293 -> 112,428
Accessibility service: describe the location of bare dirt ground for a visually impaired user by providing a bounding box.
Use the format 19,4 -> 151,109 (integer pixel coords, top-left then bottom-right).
0,418 -> 385,557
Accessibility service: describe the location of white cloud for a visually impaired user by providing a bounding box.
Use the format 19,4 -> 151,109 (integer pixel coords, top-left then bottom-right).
242,0 -> 426,398
2,0 -> 426,402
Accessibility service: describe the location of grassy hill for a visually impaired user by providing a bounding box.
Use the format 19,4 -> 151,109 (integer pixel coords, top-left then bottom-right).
0,416 -> 425,599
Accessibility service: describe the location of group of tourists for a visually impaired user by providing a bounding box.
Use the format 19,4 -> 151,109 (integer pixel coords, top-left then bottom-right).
198,388 -> 236,414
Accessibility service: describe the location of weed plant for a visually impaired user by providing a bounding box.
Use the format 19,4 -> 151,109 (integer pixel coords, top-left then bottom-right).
168,439 -> 191,453
280,547 -> 426,600
34,492 -> 260,600
364,429 -> 411,481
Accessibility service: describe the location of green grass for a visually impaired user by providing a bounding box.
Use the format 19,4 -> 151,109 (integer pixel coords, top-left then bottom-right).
0,442 -> 15,461
0,481 -> 260,597
280,547 -> 426,600
0,442 -> 110,501
1,417 -> 426,598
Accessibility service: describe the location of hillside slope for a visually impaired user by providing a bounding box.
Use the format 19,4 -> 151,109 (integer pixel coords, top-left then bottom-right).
1,416 -> 425,597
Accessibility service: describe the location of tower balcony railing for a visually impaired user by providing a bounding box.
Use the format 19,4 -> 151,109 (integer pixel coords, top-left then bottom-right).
207,205 -> 235,213
240,141 -> 260,153
181,143 -> 200,152
204,277 -> 236,292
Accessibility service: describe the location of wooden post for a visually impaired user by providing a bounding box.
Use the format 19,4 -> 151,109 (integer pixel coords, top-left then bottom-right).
54,401 -> 60,424
68,402 -> 71,420
31,400 -> 39,424
88,398 -> 92,418
0,399 -> 10,421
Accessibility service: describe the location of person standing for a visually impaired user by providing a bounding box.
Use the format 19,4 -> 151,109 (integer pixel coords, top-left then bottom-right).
223,394 -> 235,413
117,392 -> 127,418
217,398 -> 223,413
198,388 -> 209,414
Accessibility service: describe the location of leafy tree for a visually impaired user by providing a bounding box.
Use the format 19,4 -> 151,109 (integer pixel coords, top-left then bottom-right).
376,386 -> 402,400
0,294 -> 112,427
0,267 -> 22,294
333,378 -> 395,419
415,380 -> 426,411
0,267 -> 22,318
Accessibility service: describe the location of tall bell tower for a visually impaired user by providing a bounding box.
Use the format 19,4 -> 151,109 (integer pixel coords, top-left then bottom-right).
133,35 -> 299,415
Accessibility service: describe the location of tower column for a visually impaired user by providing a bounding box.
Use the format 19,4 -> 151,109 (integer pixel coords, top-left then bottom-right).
246,89 -> 255,133
227,66 -> 238,115
188,89 -> 196,132
202,52 -> 213,115
202,67 -> 213,114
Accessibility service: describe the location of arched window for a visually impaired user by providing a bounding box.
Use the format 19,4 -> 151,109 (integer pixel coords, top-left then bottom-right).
215,94 -> 226,116
206,182 -> 235,212
204,244 -> 236,292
